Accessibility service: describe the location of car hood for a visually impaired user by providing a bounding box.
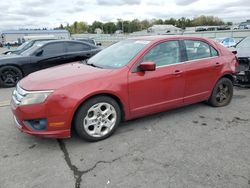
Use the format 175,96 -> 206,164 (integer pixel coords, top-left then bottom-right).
236,47 -> 250,58
19,62 -> 114,90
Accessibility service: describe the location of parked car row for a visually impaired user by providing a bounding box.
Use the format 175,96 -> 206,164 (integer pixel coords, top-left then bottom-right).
0,39 -> 101,87
11,36 -> 238,141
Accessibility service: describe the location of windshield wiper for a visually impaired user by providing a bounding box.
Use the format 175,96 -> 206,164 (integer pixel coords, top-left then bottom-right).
84,61 -> 103,69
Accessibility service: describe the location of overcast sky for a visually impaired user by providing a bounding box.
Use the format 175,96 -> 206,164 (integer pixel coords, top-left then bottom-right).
0,0 -> 250,30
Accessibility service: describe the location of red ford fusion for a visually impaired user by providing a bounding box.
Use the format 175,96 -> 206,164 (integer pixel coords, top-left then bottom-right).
11,36 -> 238,141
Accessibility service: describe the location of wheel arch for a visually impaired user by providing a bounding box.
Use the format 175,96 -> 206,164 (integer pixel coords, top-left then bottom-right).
220,73 -> 234,83
70,93 -> 126,131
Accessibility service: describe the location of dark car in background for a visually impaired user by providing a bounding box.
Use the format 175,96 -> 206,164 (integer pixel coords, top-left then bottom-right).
2,39 -> 56,55
0,40 -> 101,87
234,37 -> 250,86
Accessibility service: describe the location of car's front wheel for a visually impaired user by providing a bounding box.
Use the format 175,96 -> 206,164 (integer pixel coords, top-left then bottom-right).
0,66 -> 23,87
74,96 -> 121,141
208,77 -> 233,107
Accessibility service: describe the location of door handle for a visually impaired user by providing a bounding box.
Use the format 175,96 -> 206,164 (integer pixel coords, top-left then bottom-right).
215,62 -> 221,67
173,70 -> 182,75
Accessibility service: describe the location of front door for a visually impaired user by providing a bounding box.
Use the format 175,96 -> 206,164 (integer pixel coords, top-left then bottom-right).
128,40 -> 185,118
32,42 -> 66,71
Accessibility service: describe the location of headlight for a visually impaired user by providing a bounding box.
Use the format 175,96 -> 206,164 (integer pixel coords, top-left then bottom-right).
20,92 -> 53,105
12,83 -> 54,106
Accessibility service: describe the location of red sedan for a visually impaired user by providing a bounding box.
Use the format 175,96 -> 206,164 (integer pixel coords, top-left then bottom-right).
11,36 -> 238,141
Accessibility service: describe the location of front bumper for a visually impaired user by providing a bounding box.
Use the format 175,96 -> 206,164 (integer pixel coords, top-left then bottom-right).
235,71 -> 250,86
11,98 -> 71,138
235,57 -> 250,86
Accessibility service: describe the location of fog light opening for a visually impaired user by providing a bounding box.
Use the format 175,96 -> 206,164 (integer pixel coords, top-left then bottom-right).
24,119 -> 48,131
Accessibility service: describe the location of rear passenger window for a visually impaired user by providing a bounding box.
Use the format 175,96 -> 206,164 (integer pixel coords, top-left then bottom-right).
42,43 -> 65,56
66,42 -> 90,52
184,40 -> 217,61
142,41 -> 181,67
210,46 -> 219,57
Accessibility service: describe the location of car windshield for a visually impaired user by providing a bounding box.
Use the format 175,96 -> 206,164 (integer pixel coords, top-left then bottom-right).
237,37 -> 250,48
20,42 -> 44,56
16,41 -> 31,51
87,39 -> 149,69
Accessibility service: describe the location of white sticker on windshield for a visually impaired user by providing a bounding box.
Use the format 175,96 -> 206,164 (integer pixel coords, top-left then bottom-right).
134,40 -> 150,44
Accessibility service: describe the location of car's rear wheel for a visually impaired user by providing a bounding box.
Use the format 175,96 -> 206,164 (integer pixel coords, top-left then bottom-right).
74,96 -> 121,141
208,77 -> 233,107
0,66 -> 23,87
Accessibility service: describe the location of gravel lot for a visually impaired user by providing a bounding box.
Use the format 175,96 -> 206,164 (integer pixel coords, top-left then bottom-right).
0,86 -> 250,188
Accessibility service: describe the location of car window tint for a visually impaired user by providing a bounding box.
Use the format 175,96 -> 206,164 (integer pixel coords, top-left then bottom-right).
210,46 -> 219,57
42,43 -> 64,56
142,41 -> 180,67
66,42 -> 90,52
184,40 -> 211,60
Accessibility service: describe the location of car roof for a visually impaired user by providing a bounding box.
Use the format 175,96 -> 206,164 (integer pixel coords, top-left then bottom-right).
38,39 -> 97,47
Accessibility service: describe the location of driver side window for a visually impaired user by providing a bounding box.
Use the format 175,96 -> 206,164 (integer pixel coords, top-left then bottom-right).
142,41 -> 180,67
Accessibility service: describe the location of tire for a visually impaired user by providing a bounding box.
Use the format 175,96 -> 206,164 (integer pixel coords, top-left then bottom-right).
74,96 -> 121,141
0,66 -> 23,88
208,78 -> 233,107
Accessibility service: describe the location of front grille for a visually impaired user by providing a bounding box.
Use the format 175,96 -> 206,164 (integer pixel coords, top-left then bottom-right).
12,84 -> 27,105
238,58 -> 250,72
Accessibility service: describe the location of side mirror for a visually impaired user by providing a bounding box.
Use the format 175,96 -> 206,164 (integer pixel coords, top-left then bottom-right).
96,42 -> 102,46
140,62 -> 156,71
35,49 -> 43,56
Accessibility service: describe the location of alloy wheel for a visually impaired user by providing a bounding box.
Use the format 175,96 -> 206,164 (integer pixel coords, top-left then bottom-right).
215,83 -> 230,103
0,68 -> 20,86
83,102 -> 117,137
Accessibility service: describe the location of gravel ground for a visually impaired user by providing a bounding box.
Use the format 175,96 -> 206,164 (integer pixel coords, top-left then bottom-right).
0,86 -> 250,188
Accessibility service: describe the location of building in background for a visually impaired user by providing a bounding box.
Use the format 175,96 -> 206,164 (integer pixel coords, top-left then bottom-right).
130,24 -> 182,36
0,29 -> 70,45
147,25 -> 182,34
94,28 -> 103,34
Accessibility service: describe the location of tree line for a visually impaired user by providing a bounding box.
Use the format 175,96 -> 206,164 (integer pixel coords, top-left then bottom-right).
58,15 -> 232,34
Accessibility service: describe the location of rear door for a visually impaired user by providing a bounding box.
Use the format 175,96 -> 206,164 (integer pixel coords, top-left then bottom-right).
182,39 -> 222,104
65,42 -> 92,62
128,40 -> 185,117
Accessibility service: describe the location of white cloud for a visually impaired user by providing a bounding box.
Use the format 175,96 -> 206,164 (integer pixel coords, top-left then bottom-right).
0,0 -> 249,30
